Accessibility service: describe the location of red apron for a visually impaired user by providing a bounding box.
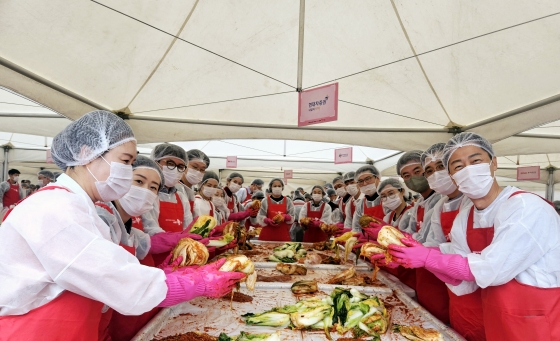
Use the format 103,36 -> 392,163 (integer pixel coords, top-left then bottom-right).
350,198 -> 357,219
246,191 -> 252,201
130,216 -> 156,267
363,199 -> 385,222
227,192 -> 235,213
415,208 -> 459,325
3,181 -> 20,208
259,197 -> 291,241
447,205 -> 492,341
302,202 -> 328,242
481,191 -> 559,341
339,200 -> 346,221
384,205 -> 416,290
0,291 -> 104,341
153,192 -> 184,266
416,205 -> 425,232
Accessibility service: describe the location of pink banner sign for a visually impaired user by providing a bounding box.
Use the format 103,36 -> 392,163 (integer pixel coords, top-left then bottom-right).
298,83 -> 338,127
284,169 -> 293,179
517,166 -> 540,181
334,147 -> 352,164
46,149 -> 53,164
226,156 -> 237,168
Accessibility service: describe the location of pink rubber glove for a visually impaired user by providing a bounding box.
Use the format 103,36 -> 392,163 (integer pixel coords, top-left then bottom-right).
264,218 -> 278,226
378,257 -> 400,269
282,214 -> 292,222
362,225 -> 383,240
370,253 -> 385,262
158,254 -> 184,274
179,231 -> 203,240
158,259 -> 246,307
215,240 -> 238,257
388,239 -> 431,268
310,219 -> 322,228
149,233 -> 184,254
335,228 -> 352,237
208,223 -> 227,238
228,210 -> 252,221
431,270 -> 462,286
424,249 -> 475,282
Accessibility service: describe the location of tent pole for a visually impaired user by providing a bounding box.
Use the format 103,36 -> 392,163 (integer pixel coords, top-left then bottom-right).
296,0 -> 305,91
546,167 -> 555,201
2,146 -> 10,182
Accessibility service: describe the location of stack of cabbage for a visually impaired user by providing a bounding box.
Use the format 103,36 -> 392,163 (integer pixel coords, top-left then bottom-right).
268,242 -> 307,263
242,288 -> 389,340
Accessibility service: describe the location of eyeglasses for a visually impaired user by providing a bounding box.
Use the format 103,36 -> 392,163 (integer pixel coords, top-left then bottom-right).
357,175 -> 376,186
163,160 -> 186,172
380,193 -> 398,202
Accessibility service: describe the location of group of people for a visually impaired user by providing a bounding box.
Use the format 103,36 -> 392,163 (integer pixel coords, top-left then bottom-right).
0,110 -> 558,341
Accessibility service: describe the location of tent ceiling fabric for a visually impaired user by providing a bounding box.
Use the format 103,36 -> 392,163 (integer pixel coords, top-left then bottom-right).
1,1 -> 560,154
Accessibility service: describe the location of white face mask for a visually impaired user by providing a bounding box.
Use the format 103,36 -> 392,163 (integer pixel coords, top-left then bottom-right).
37,180 -> 44,187
161,167 -> 181,187
335,187 -> 347,197
427,170 -> 457,196
12,176 -> 19,182
202,186 -> 217,198
228,182 -> 241,194
119,186 -> 158,216
87,157 -> 133,202
361,183 -> 377,196
212,196 -> 225,207
312,193 -> 323,202
382,194 -> 402,211
186,168 -> 204,185
272,187 -> 283,196
346,184 -> 359,196
452,163 -> 495,199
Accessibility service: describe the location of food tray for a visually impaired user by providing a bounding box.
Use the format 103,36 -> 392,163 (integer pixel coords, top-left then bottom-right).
132,284 -> 465,341
243,241 -> 371,270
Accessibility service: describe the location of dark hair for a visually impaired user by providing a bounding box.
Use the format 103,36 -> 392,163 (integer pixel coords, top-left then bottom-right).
8,169 -> 20,175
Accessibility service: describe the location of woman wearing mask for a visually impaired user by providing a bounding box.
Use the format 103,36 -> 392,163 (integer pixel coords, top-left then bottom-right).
332,176 -> 348,225
179,149 -> 210,216
389,132 -> 560,341
0,111 -> 244,341
290,190 -> 307,242
243,190 -> 266,230
193,171 -> 220,221
352,165 -> 385,233
343,172 -> 362,230
37,170 -> 55,188
212,187 -> 230,224
298,185 -> 333,242
412,143 -> 467,325
257,178 -> 294,241
223,172 -> 257,222
378,179 -> 411,227
396,151 -> 442,235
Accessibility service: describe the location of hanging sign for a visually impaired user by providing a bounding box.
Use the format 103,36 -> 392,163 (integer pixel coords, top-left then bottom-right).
226,156 -> 237,168
46,149 -> 53,164
298,83 -> 338,127
284,169 -> 293,179
517,166 -> 540,181
334,147 -> 352,164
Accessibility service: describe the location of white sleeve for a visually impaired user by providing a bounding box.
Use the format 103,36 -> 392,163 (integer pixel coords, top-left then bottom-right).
331,207 -> 343,224
0,182 -> 8,206
424,203 -> 447,247
94,204 -> 122,245
177,191 -> 193,228
256,198 -> 268,226
321,204 -> 333,224
351,199 -> 363,232
399,205 -> 417,234
344,201 -> 353,229
236,188 -> 247,203
299,203 -> 308,221
141,199 -> 165,236
414,206 -> 436,243
130,228 -> 151,261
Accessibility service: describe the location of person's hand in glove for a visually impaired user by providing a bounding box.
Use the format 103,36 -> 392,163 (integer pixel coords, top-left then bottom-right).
362,223 -> 384,240
282,214 -> 292,222
158,258 -> 246,306
263,217 -> 278,226
157,253 -> 183,274
310,219 -> 322,228
149,232 -> 185,254
178,231 -> 204,240
249,207 -> 258,217
388,238 -> 431,268
377,257 -> 400,269
208,223 -> 227,238
228,210 -> 252,221
334,227 -> 352,237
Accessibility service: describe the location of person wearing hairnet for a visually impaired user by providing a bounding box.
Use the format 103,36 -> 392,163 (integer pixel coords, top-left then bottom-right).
223,172 -> 258,222
389,132 -> 560,341
351,165 -> 385,233
342,171 -> 362,230
257,178 -> 295,241
290,190 -> 307,242
304,193 -> 312,202
212,187 -> 230,224
179,149 -> 210,216
396,151 -> 442,235
37,170 -> 55,187
192,171 -> 221,221
298,185 -> 332,242
412,143 -> 468,325
331,176 -> 348,225
0,111 -> 244,340
242,190 -> 266,230
378,179 -> 411,227
237,178 -> 264,203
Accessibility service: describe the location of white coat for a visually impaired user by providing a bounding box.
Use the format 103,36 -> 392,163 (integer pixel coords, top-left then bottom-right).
141,184 -> 193,236
399,192 -> 442,234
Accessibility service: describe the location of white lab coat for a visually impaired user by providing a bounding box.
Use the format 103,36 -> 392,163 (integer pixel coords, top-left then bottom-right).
299,201 -> 333,224
399,192 -> 442,234
446,186 -> 560,296
193,195 -> 220,222
95,201 -> 151,261
141,184 -> 193,236
422,194 -> 468,247
344,193 -> 364,230
0,174 -> 166,316
351,194 -> 383,232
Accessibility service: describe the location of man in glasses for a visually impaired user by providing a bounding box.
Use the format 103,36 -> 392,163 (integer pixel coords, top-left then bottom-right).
351,165 -> 385,233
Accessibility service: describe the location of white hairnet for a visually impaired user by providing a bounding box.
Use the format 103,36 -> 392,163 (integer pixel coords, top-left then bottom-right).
268,178 -> 285,190
343,171 -> 356,183
251,179 -> 264,186
421,143 -> 446,169
377,178 -> 404,194
252,190 -> 265,200
396,150 -> 423,176
332,176 -> 344,185
38,170 -> 55,180
132,155 -> 164,191
201,171 -> 219,186
186,149 -> 210,167
442,132 -> 495,169
151,143 -> 187,163
227,172 -> 244,182
311,185 -> 325,195
355,165 -> 380,178
51,110 -> 136,169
